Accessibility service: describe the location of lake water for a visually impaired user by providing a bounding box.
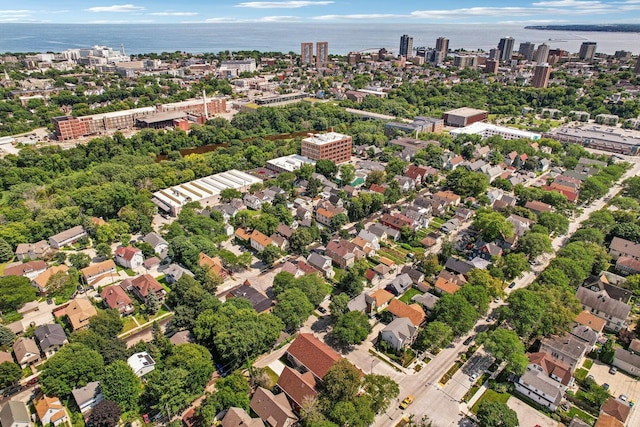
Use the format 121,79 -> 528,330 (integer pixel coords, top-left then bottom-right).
1,23 -> 639,55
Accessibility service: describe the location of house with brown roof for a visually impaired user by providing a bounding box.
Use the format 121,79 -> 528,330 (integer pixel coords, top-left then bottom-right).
369,289 -> 394,312
325,239 -> 365,269
386,299 -> 426,326
574,310 -> 606,334
276,366 -> 318,412
35,396 -> 68,426
220,408 -> 265,427
14,240 -> 51,261
600,397 -> 630,425
234,228 -> 251,242
12,337 -> 40,368
198,252 -> 228,280
595,413 -> 624,427
434,276 -> 461,295
514,351 -> 572,411
524,200 -> 553,215
122,274 -> 166,303
405,164 -> 434,185
250,387 -> 297,427
81,260 -> 116,285
49,225 -> 87,249
433,190 -> 461,207
380,213 -> 414,231
286,333 -> 341,382
65,299 -> 97,330
609,237 -> 640,261
250,230 -> 275,252
100,285 -> 134,316
3,260 -> 48,281
114,246 -> 144,270
31,265 -> 68,294
365,269 -> 381,286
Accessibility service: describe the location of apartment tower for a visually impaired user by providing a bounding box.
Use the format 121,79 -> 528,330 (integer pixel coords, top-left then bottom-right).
532,63 -> 552,88
535,43 -> 550,64
579,42 -> 597,61
399,34 -> 413,58
301,131 -> 352,164
498,37 -> 515,61
518,42 -> 536,61
301,42 -> 313,65
316,41 -> 329,66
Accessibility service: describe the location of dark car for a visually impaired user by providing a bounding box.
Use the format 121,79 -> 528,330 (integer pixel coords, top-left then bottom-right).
463,336 -> 475,346
2,384 -> 22,397
508,282 -> 516,289
318,307 -> 327,314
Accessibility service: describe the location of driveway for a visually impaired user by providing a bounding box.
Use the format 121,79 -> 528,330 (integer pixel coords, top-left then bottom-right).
507,396 -> 560,427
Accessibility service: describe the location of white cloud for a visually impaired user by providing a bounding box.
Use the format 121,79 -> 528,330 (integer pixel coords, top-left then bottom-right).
312,13 -> 406,20
149,11 -> 199,16
87,19 -> 154,23
531,0 -> 601,6
85,4 -> 145,13
236,1 -> 333,8
202,15 -> 301,23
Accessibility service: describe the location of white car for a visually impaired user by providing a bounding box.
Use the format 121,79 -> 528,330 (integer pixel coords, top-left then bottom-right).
470,373 -> 479,381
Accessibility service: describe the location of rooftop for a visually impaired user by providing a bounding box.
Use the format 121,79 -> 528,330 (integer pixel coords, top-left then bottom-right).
302,131 -> 351,146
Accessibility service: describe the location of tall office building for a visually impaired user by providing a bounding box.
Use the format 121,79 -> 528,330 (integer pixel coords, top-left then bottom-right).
579,42 -> 597,61
532,63 -> 552,88
436,37 -> 449,55
399,34 -> 413,58
316,41 -> 328,66
518,42 -> 536,61
301,42 -> 313,65
301,131 -> 352,164
498,37 -> 515,61
535,43 -> 550,64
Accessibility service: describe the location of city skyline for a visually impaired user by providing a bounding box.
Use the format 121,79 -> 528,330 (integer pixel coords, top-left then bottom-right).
3,0 -> 640,24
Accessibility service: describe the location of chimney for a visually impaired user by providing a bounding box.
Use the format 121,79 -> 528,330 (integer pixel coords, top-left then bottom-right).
202,89 -> 208,120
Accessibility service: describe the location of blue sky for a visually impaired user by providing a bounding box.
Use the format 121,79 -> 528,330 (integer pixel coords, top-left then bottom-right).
3,0 -> 640,24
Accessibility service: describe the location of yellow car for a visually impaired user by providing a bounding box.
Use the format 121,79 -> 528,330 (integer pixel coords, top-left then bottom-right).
399,395 -> 414,409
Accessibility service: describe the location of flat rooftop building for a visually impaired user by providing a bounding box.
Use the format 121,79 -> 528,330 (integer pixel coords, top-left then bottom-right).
301,131 -> 352,164
545,125 -> 640,156
443,107 -> 488,127
266,154 -> 316,173
450,122 -> 540,141
152,169 -> 262,216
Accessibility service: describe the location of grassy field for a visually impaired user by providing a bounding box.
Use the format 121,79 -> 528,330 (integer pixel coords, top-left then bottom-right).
565,406 -> 596,426
470,389 -> 510,414
122,317 -> 139,333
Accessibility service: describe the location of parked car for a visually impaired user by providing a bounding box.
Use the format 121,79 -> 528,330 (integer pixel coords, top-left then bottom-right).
463,336 -> 475,345
508,282 -> 516,289
620,394 -> 628,402
470,373 -> 479,382
609,366 -> 617,375
142,414 -> 150,424
603,383 -> 610,390
318,307 -> 327,314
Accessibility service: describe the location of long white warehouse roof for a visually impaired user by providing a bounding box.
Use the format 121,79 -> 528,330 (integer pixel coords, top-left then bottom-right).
450,122 -> 540,141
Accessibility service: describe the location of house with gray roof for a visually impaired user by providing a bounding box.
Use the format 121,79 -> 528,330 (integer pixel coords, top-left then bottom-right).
0,401 -> 32,427
412,293 -> 439,313
33,324 -> 68,358
71,381 -> 103,414
380,317 -> 418,351
613,348 -> 640,376
49,225 -> 87,249
12,337 -> 40,369
162,264 -> 194,284
386,273 -> 413,296
575,287 -> 630,332
539,334 -> 587,372
142,232 -> 168,257
306,253 -> 335,280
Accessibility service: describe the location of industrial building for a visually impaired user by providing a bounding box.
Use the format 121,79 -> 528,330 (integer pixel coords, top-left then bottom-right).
266,154 -> 316,173
450,122 -> 540,141
301,131 -> 352,164
384,117 -> 444,136
152,169 -> 262,216
545,126 -> 640,156
443,107 -> 488,127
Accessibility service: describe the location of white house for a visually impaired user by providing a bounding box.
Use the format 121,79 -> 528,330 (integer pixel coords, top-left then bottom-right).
142,232 -> 168,256
71,382 -> 103,414
127,352 -> 156,377
514,352 -> 572,411
35,396 -> 68,427
114,246 -> 144,270
380,317 -> 417,351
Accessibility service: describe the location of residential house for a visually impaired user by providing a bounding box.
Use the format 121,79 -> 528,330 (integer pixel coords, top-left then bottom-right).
0,401 -> 32,427
613,348 -> 640,375
250,230 -> 275,253
12,337 -> 40,369
386,273 -> 413,296
440,218 -> 461,234
347,293 -> 376,316
35,396 -> 68,427
250,387 -> 297,427
286,333 -> 341,382
405,165 -> 435,186
34,324 -> 68,358
594,414 -> 624,427
444,257 -> 475,276
380,317 -> 418,351
114,246 -> 144,270
325,239 -> 365,269
71,382 -> 103,414
244,192 -> 271,210
570,325 -> 599,351
609,236 -> 640,261
469,256 -> 491,270
369,289 -> 394,312
276,367 -> 318,413
386,299 -> 426,327
438,270 -> 468,287
395,176 -> 416,193
213,199 -> 245,222
539,334 -> 587,372
380,213 -> 414,231
615,256 -> 640,275
198,252 -> 228,281
574,311 -> 606,335
296,206 -> 312,222
122,274 -> 166,303
276,224 -> 294,240
575,287 -> 630,332
224,282 -> 273,313
364,269 -> 382,286
142,232 -> 169,257
49,225 -> 87,249
127,352 -> 155,377
373,262 -> 394,278
315,205 -> 344,227
412,293 -> 439,313
234,227 -> 251,243
14,240 -> 51,261
435,276 -> 461,295
506,214 -> 533,237
402,207 -> 430,230
524,200 -> 553,215
352,237 -> 376,257
367,224 -> 388,242
3,260 -> 47,281
401,266 -> 425,285
81,260 -> 117,285
446,155 -> 464,170
220,408 -> 264,427
432,191 -> 461,207
0,352 -> 13,364
32,265 -> 68,294
65,299 -> 97,331
454,207 -> 474,222
306,253 -> 335,280
100,285 -> 134,316
514,352 -> 572,411
163,263 -> 194,284
600,398 -> 630,426
357,230 -> 380,250
280,259 -> 320,278
479,243 -> 503,261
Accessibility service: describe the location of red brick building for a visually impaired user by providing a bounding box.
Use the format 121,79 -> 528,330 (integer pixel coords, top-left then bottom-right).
301,131 -> 352,164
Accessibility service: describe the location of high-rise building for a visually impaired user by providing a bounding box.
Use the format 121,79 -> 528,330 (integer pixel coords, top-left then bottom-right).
316,41 -> 328,67
489,48 -> 500,61
518,42 -> 536,61
579,42 -> 597,61
436,37 -> 449,55
485,59 -> 499,74
399,34 -> 413,58
498,37 -> 515,61
301,42 -> 313,65
635,56 -> 640,75
535,43 -> 550,64
532,63 -> 552,88
416,47 -> 427,59
347,52 -> 361,65
453,55 -> 477,69
614,50 -> 631,60
301,131 -> 352,164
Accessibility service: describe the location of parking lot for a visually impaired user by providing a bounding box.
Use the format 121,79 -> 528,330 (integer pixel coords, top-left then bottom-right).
507,396 -> 559,427
588,360 -> 640,404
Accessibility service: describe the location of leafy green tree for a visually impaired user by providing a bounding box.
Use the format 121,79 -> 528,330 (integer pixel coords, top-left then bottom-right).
445,168 -> 489,198
340,164 -> 355,186
165,343 -> 215,395
100,360 -> 142,412
478,329 -> 527,375
419,253 -> 441,278
329,293 -> 350,320
432,294 -> 478,337
95,243 -> 112,259
330,213 -> 349,231
89,309 -> 124,338
414,321 -> 453,353
145,292 -> 161,315
70,329 -> 127,365
585,381 -> 610,408
220,188 -> 242,202
143,367 -> 192,418
569,228 -> 605,245
458,285 -> 491,316
273,288 -> 314,331
473,209 -> 514,242
40,343 -> 105,398
258,244 -> 281,264
0,275 -> 37,312
0,238 -> 13,262
197,372 -> 250,426
518,232 -> 553,260
0,325 -> 16,348
363,374 -> 399,414
88,400 -> 121,427
538,212 -> 569,236
366,170 -> 385,187
316,159 -> 338,179
321,359 -> 362,403
328,397 -> 375,427
331,311 -> 372,347
467,269 -> 504,298
0,362 -> 21,388
495,252 -> 529,281
68,252 -> 91,269
476,401 -> 518,427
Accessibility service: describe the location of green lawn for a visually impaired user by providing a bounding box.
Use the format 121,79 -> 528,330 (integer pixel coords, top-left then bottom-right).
583,359 -> 594,369
399,288 -> 423,304
566,406 -> 596,426
471,389 -> 510,414
574,368 -> 588,381
122,317 -> 139,333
